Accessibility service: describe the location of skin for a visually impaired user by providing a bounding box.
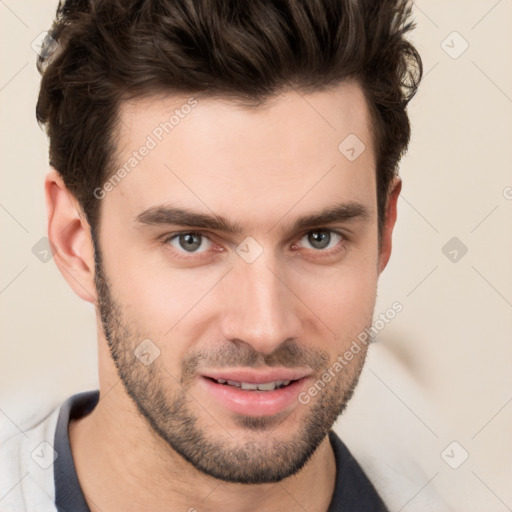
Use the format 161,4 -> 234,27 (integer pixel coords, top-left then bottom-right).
45,80 -> 401,512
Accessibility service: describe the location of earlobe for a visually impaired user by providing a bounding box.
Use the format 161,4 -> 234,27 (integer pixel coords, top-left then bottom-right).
378,176 -> 402,273
45,169 -> 97,304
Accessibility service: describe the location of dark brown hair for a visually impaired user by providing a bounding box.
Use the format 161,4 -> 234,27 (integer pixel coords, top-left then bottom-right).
36,0 -> 422,240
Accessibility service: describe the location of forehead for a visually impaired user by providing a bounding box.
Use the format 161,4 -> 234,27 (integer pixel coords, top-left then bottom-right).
106,81 -> 377,231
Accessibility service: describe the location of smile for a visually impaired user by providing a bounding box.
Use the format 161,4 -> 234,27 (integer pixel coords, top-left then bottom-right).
211,378 -> 293,391
198,368 -> 312,417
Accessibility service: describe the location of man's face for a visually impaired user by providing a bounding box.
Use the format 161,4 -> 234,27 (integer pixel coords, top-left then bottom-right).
94,81 -> 382,483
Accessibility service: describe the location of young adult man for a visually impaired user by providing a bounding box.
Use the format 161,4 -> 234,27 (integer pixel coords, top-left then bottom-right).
1,0 -> 422,510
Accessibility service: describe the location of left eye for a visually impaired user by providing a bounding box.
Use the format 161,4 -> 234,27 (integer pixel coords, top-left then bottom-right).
296,229 -> 343,251
166,232 -> 212,253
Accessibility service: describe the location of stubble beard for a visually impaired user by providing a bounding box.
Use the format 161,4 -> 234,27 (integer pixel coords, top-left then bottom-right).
92,238 -> 369,484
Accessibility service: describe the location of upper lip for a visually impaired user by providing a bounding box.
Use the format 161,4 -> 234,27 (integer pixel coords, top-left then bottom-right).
201,368 -> 312,384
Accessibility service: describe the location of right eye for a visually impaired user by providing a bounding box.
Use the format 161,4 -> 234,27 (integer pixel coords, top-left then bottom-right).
163,232 -> 214,254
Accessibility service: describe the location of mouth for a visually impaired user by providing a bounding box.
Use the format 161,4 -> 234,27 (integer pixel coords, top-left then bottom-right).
198,368 -> 311,417
207,377 -> 294,391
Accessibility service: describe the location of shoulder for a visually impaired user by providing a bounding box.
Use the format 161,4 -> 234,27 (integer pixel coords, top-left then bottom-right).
0,399 -> 62,512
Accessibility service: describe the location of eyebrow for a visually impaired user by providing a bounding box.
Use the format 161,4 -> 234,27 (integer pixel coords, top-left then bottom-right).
135,201 -> 372,235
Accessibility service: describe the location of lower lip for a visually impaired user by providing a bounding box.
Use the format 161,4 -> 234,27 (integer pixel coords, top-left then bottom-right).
199,377 -> 308,417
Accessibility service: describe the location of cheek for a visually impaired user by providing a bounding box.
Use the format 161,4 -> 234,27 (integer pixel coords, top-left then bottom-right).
291,255 -> 379,338
105,244 -> 221,340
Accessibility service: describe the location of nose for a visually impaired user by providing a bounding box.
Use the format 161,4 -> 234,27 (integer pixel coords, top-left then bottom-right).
220,252 -> 303,355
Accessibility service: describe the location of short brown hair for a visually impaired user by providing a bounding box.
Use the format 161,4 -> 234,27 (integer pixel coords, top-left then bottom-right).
36,0 -> 422,239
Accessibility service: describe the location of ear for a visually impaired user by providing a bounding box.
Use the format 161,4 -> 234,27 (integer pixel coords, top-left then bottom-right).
45,169 -> 97,304
378,176 -> 402,274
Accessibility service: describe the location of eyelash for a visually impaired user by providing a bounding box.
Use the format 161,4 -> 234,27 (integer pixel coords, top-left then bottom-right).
161,229 -> 347,260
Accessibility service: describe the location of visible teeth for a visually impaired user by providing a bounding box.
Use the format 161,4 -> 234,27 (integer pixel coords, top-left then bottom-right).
255,381 -> 277,391
241,382 -> 259,390
216,379 -> 292,391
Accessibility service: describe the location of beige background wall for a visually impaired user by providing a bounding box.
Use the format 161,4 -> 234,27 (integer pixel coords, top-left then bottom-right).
1,1 -> 511,510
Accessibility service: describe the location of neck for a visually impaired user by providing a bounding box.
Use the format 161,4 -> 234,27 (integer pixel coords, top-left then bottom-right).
69,381 -> 337,512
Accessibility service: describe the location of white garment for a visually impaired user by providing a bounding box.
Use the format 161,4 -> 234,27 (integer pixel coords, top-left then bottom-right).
0,405 -> 60,512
